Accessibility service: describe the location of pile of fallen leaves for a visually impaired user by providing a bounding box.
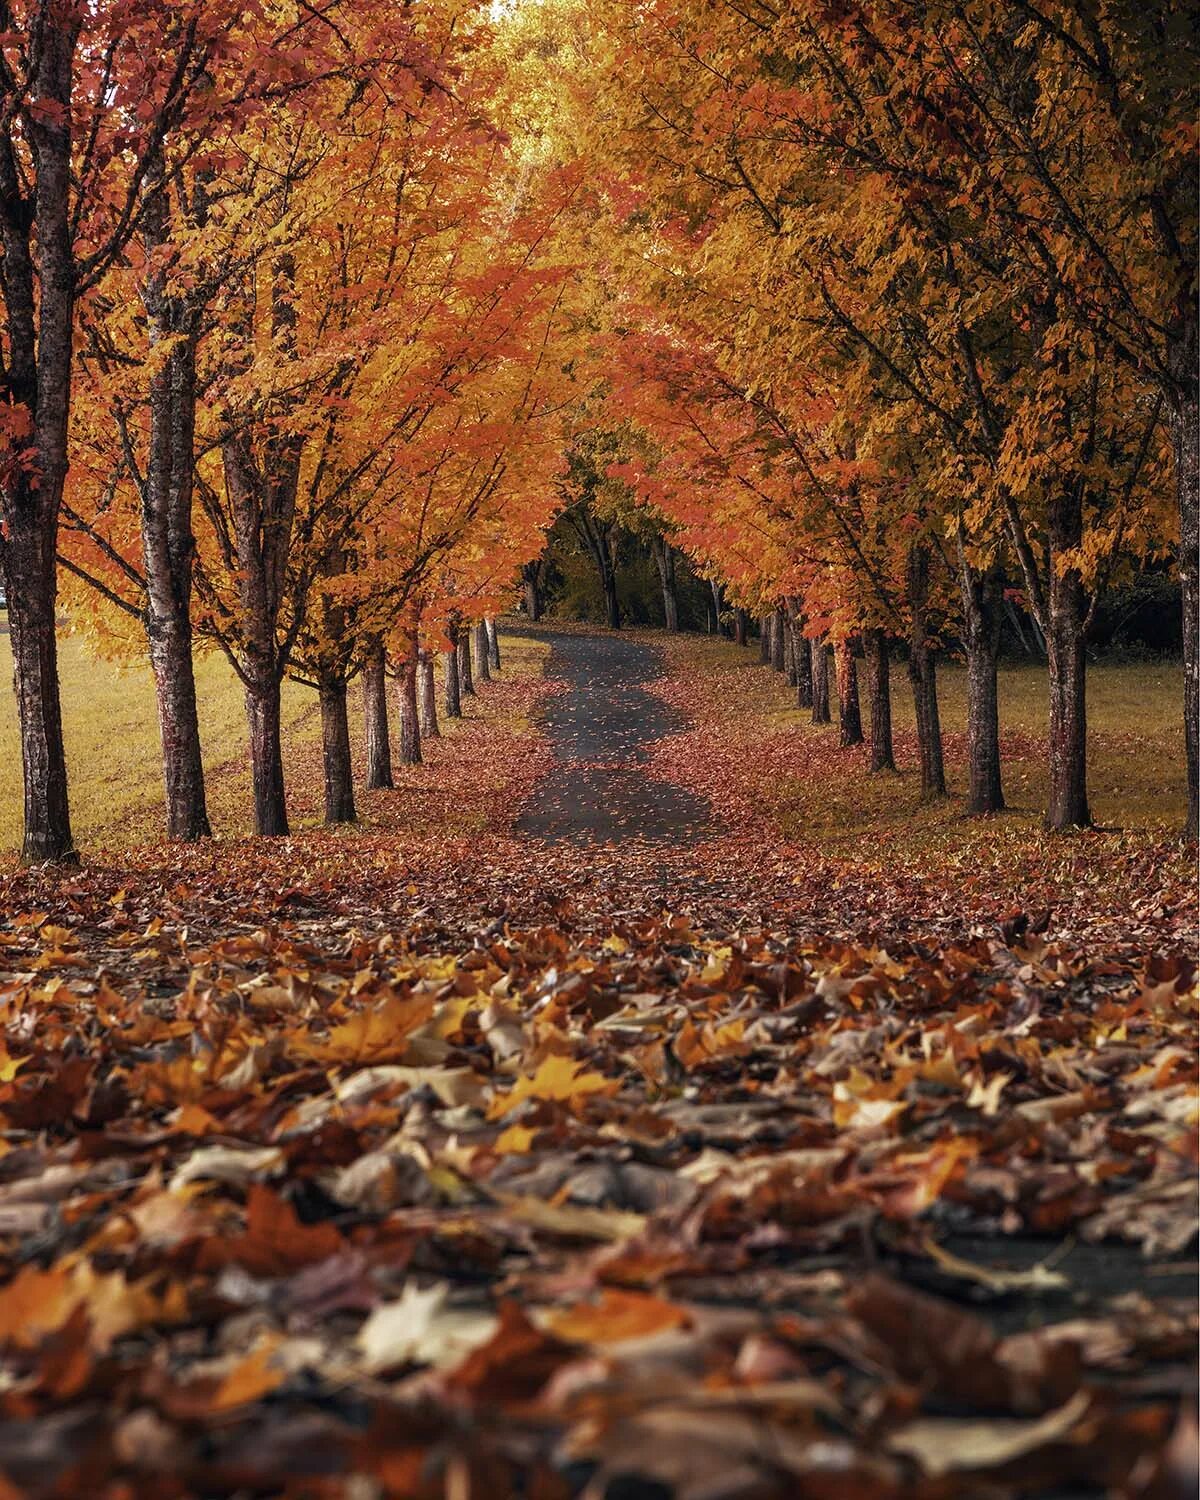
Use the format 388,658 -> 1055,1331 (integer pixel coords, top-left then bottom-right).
0,890 -> 1193,1498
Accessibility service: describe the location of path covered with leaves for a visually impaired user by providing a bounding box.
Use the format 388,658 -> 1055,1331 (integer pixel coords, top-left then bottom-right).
0,632 -> 1194,1499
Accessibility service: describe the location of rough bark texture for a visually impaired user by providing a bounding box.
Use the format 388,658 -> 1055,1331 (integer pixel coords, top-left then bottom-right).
794,617 -> 813,710
865,629 -> 896,773
522,561 -> 543,621
960,560 -> 1005,815
770,608 -> 786,672
759,616 -> 771,664
1169,302 -> 1198,840
784,621 -> 797,686
458,629 -> 475,696
419,651 -> 440,738
907,543 -> 946,800
835,642 -> 864,747
1045,486 -> 1091,830
0,22 -> 77,862
361,643 -> 393,791
485,618 -> 501,672
319,676 -> 356,824
652,535 -> 680,632
473,620 -> 491,683
734,608 -> 748,647
398,653 -> 421,766
443,634 -> 462,719
244,682 -> 289,836
810,638 -> 831,724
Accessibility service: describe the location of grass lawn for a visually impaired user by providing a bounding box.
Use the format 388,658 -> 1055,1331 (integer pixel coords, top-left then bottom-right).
0,626 -> 548,857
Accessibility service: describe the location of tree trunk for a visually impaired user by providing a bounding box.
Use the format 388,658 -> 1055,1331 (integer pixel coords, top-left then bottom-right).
1169,302 -> 1198,840
811,638 -> 831,724
1045,486 -> 1090,830
419,651 -> 440,738
485,618 -> 501,671
770,608 -> 786,672
398,652 -> 422,766
759,615 -> 771,663
473,619 -> 491,683
835,642 -> 864,747
960,561 -> 1005,815
651,535 -> 680,632
442,634 -> 461,719
361,642 -> 393,791
710,579 -> 724,635
458,628 -> 475,696
244,679 -> 288,836
602,562 -> 621,630
784,620 -> 797,685
734,608 -> 748,647
907,541 -> 947,800
794,617 -> 813,709
522,562 -> 542,621
319,675 -> 356,824
865,629 -> 895,772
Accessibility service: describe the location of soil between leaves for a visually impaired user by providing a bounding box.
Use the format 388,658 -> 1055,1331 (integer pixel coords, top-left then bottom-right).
0,629 -> 1193,1500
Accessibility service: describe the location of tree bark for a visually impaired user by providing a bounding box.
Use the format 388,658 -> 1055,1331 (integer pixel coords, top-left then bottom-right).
398,651 -> 421,766
473,619 -> 491,683
811,638 -> 831,724
419,650 -> 440,738
244,679 -> 288,836
907,542 -> 946,799
759,615 -> 771,664
1045,486 -> 1090,830
793,616 -> 813,709
319,675 -> 356,824
361,642 -> 393,790
865,629 -> 895,772
734,608 -> 748,646
835,641 -> 864,747
522,561 -> 543,621
710,578 -> 724,635
458,628 -> 475,696
960,560 -> 1005,815
770,607 -> 786,672
784,619 -> 797,685
442,628 -> 462,719
1169,301 -> 1198,840
485,617 -> 501,671
651,534 -> 680,632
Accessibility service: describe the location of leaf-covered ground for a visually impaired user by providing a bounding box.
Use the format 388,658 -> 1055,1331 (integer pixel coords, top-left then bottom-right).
0,630 -> 1194,1499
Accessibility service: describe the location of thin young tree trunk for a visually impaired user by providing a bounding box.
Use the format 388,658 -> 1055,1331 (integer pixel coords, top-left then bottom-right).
1169,302 -> 1198,840
907,542 -> 946,799
473,619 -> 491,683
398,652 -> 421,766
458,628 -> 475,696
770,607 -> 786,672
244,678 -> 288,835
811,638 -> 831,724
602,562 -> 621,630
710,578 -> 724,635
443,628 -> 462,719
960,559 -> 1005,815
734,608 -> 748,646
1045,486 -> 1090,830
652,534 -> 680,632
785,620 -> 797,685
865,628 -> 895,772
419,650 -> 440,738
485,618 -> 501,672
361,641 -> 393,790
835,641 -> 864,747
319,675 -> 356,824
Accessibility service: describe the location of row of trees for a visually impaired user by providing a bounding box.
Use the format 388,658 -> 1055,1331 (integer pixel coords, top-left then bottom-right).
1,0 -> 575,859
584,0 -> 1196,834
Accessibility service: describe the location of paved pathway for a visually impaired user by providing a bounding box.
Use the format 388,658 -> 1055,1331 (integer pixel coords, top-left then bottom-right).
514,632 -> 713,845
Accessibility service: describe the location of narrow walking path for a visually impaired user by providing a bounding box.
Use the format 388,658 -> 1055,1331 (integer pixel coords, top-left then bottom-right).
515,631 -> 714,844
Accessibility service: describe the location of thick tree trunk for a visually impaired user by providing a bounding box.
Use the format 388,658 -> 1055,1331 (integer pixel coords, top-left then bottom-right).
458,628 -> 475,696
361,643 -> 393,790
442,635 -> 462,719
319,676 -> 356,824
759,616 -> 771,664
835,642 -> 864,747
794,618 -> 813,709
865,629 -> 895,773
960,561 -> 1005,815
419,651 -> 440,738
1045,487 -> 1090,830
148,620 -> 211,839
652,535 -> 680,632
485,618 -> 501,672
398,653 -> 421,766
907,542 -> 946,799
734,608 -> 748,647
770,608 -> 786,672
244,679 -> 288,836
1169,303 -> 1198,840
473,620 -> 491,683
522,563 -> 542,621
784,621 -> 797,685
811,638 -> 831,724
